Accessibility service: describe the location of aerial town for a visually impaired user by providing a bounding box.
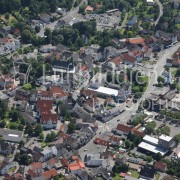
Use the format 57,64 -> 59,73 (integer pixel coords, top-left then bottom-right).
0,0 -> 180,180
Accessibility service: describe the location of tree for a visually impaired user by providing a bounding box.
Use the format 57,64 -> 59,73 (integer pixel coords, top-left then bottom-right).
34,124 -> 43,136
45,131 -> 56,142
174,134 -> 180,144
0,120 -> 6,128
145,121 -> 156,135
39,133 -> 44,141
0,100 -> 8,118
23,83 -> 32,90
21,29 -> 32,43
68,122 -> 76,134
125,140 -> 131,149
154,153 -> 162,161
160,126 -> 170,136
146,156 -> 153,162
112,162 -> 129,174
9,109 -> 20,122
157,76 -> 165,84
5,13 -> 10,20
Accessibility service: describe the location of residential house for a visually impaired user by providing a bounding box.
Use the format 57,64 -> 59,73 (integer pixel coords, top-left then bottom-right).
52,60 -> 75,73
80,88 -> 97,99
127,16 -> 137,27
162,70 -> 172,84
155,30 -> 177,48
0,76 -> 15,90
45,157 -> 60,169
39,13 -> 52,23
103,46 -> 119,59
173,0 -> 180,9
154,161 -> 167,172
121,53 -> 136,67
146,0 -> 154,5
73,103 -> 96,123
114,124 -> 132,136
68,159 -> 85,175
29,162 -> 43,174
85,154 -> 104,167
36,99 -> 57,129
51,86 -> 68,101
85,6 -> 94,12
94,138 -> 110,146
84,98 -> 100,112
40,147 -> 54,162
140,165 -> 156,180
29,20 -> 41,29
41,168 -> 58,180
0,158 -> 13,175
0,142 -> 14,155
4,172 -> 25,180
38,91 -> 53,100
92,167 -> 112,180
39,44 -> 56,53
175,16 -> 180,24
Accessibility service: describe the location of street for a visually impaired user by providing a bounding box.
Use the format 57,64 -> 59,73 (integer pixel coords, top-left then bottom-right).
37,0 -> 88,37
78,43 -> 180,160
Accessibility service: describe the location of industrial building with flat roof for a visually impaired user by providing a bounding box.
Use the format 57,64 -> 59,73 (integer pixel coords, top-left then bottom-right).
138,134 -> 175,156
88,86 -> 119,97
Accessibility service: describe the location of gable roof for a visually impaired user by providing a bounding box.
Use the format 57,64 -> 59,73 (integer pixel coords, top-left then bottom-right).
51,86 -> 68,98
31,162 -> 43,170
140,165 -> 156,178
154,161 -> 167,171
37,100 -> 53,114
40,113 -> 58,124
116,124 -> 132,133
68,160 -> 85,171
122,53 -> 136,63
41,168 -> 58,179
39,91 -> 53,98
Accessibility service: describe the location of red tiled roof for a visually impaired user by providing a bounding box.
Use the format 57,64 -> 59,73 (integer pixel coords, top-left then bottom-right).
108,135 -> 121,142
80,88 -> 96,98
49,158 -> 56,165
37,100 -> 53,113
94,138 -> 110,146
31,162 -> 42,170
111,56 -> 123,65
40,113 -> 58,124
122,53 -> 136,63
81,65 -> 88,71
68,160 -> 85,171
131,128 -> 145,137
27,169 -> 36,177
59,123 -> 65,132
51,86 -> 68,98
85,98 -> 99,108
39,91 -> 53,98
116,124 -> 132,133
72,156 -> 78,161
41,169 -> 58,180
154,161 -> 167,171
60,157 -> 69,167
58,132 -> 70,140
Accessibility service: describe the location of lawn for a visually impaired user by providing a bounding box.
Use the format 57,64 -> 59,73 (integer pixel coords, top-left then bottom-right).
171,67 -> 177,77
112,174 -> 122,180
155,173 -> 160,180
129,170 -> 140,178
9,166 -> 16,173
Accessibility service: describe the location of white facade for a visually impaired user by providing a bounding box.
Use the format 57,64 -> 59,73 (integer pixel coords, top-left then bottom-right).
42,120 -> 57,129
